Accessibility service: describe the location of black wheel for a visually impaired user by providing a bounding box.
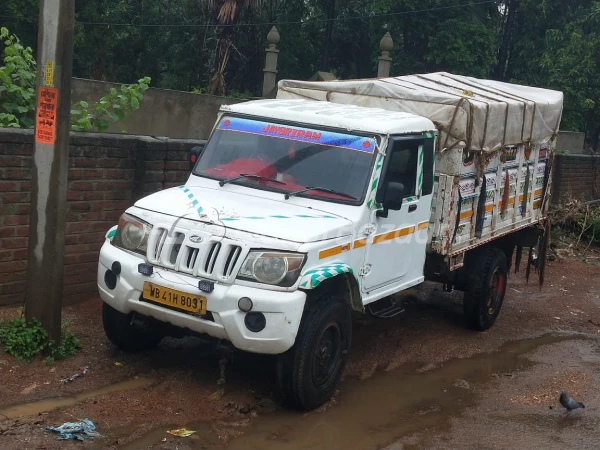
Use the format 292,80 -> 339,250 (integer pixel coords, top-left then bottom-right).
463,248 -> 508,331
276,296 -> 352,410
102,303 -> 163,352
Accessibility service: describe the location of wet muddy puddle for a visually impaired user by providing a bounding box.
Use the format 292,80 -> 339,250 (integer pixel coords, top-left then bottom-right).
124,332 -> 590,450
0,333 -> 590,449
0,376 -> 155,420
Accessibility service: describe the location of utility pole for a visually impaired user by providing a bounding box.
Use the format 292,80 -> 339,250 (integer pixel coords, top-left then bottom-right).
24,0 -> 75,343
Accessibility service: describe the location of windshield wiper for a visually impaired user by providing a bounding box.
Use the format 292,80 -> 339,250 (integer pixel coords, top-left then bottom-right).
284,186 -> 357,200
219,173 -> 287,187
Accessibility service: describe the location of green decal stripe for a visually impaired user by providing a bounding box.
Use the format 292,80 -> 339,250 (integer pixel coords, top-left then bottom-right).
420,133 -> 436,192
367,153 -> 385,210
178,185 -> 204,215
417,145 -> 424,196
219,214 -> 337,221
300,263 -> 355,289
106,225 -> 117,239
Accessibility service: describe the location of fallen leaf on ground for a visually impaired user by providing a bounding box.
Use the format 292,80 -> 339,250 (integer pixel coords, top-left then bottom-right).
21,383 -> 38,395
167,428 -> 196,437
209,387 -> 225,401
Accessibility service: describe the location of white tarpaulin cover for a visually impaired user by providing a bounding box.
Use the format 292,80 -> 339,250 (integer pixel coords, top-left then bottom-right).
277,72 -> 563,153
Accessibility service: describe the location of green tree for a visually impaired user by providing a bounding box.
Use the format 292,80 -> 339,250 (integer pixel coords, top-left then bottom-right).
3,0 -> 600,147
508,0 -> 600,149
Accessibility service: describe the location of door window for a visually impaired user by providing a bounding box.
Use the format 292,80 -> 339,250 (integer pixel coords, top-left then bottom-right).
384,138 -> 421,198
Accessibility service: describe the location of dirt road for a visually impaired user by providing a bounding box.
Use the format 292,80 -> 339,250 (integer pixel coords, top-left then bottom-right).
1,257 -> 599,449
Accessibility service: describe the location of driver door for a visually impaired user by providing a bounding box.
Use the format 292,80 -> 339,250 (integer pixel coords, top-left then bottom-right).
361,134 -> 434,294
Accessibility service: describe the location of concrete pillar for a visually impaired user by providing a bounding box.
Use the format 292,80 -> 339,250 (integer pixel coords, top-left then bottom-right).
378,32 -> 393,78
25,0 -> 75,342
262,26 -> 280,98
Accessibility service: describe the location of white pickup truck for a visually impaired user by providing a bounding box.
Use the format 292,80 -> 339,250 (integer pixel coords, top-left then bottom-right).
97,73 -> 563,410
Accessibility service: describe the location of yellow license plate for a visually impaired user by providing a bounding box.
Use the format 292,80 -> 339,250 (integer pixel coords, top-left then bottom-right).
142,282 -> 207,314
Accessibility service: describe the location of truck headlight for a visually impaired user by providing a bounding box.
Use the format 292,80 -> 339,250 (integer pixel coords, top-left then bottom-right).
112,213 -> 152,256
238,251 -> 306,287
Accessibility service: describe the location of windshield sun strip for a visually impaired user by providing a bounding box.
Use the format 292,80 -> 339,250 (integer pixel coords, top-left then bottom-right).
216,116 -> 377,154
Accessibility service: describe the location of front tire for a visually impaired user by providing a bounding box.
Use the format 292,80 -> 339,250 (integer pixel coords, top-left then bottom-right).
102,303 -> 163,352
463,248 -> 508,331
276,296 -> 352,410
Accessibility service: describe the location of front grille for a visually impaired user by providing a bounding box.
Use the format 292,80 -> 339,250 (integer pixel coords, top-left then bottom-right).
146,226 -> 244,282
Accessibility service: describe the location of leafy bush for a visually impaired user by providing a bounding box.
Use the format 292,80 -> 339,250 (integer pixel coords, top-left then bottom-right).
0,27 -> 150,132
191,86 -> 250,99
579,206 -> 600,244
0,27 -> 36,128
226,89 -> 252,99
70,77 -> 150,132
0,316 -> 82,363
549,199 -> 600,245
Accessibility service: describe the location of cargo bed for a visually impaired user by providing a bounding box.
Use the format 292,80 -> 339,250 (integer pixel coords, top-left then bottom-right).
277,72 -> 562,259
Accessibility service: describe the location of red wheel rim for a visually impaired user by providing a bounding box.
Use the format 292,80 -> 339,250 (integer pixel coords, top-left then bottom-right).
487,268 -> 506,315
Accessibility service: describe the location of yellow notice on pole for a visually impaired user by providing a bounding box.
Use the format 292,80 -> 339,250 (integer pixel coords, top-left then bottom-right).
44,60 -> 54,86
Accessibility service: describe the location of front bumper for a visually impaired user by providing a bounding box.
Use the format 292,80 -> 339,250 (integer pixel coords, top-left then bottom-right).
97,241 -> 306,354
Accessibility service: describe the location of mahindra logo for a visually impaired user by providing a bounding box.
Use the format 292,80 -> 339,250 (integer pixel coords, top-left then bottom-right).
189,235 -> 203,243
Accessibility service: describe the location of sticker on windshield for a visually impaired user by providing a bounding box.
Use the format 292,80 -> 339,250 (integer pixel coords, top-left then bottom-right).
217,117 -> 375,153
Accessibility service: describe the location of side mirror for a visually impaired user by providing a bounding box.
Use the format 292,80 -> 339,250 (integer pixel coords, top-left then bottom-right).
189,145 -> 204,170
376,182 -> 404,218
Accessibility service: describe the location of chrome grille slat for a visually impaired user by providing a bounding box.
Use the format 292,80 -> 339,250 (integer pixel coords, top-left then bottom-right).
183,247 -> 199,271
154,229 -> 167,261
169,233 -> 185,265
204,242 -> 221,274
159,231 -> 184,269
223,246 -> 242,277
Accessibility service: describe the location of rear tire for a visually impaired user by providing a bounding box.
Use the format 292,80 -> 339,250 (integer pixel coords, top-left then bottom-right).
276,296 -> 352,410
463,248 -> 508,331
102,303 -> 163,352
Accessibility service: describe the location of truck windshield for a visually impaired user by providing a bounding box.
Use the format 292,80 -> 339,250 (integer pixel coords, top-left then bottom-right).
193,116 -> 377,203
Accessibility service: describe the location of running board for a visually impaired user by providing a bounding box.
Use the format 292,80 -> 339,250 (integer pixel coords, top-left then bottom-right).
367,296 -> 405,318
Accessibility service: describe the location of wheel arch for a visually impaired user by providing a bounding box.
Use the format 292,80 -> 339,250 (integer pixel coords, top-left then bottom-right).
299,263 -> 363,312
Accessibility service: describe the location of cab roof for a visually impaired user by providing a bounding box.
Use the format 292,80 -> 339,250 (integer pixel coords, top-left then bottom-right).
220,99 -> 435,136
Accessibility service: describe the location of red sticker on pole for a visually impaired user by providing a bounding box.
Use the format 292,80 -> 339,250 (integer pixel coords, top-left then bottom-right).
35,86 -> 58,144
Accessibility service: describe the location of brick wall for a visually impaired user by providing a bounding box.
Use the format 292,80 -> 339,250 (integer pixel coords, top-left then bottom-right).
552,154 -> 600,204
0,129 -> 204,306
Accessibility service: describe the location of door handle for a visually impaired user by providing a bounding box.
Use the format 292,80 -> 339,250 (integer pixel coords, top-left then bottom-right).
408,204 -> 417,212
